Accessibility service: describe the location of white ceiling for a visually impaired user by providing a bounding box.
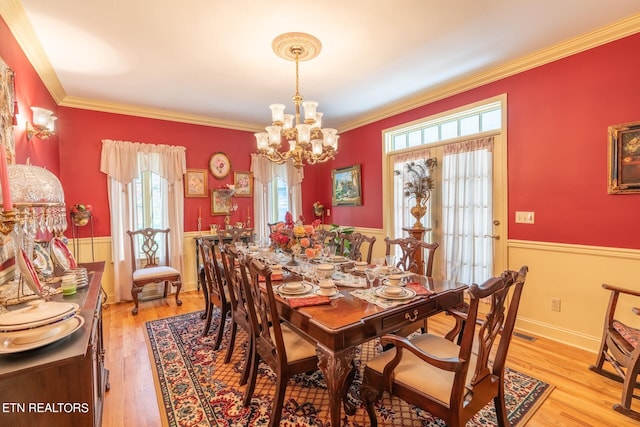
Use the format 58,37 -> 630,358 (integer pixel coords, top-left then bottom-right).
8,0 -> 640,132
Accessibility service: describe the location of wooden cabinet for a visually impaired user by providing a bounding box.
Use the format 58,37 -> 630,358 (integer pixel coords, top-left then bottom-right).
0,262 -> 108,427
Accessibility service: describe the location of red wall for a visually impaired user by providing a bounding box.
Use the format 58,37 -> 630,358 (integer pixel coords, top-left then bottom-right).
58,108 -> 254,237
5,14 -> 640,249
0,17 -> 60,173
304,32 -> 640,249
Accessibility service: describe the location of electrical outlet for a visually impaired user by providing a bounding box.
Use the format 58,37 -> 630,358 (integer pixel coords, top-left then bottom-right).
515,211 -> 535,224
551,298 -> 561,312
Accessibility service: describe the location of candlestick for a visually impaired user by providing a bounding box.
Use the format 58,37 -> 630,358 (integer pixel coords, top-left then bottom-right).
0,144 -> 12,211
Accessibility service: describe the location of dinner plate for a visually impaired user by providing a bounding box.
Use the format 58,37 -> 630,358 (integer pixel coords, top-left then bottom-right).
329,256 -> 348,263
0,315 -> 84,354
16,248 -> 44,296
50,237 -> 77,270
374,286 -> 417,300
32,243 -> 54,277
0,301 -> 80,331
314,288 -> 340,297
275,282 -> 313,296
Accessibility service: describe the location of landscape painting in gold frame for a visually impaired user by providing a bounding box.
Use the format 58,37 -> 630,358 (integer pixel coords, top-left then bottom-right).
608,121 -> 640,194
331,164 -> 362,206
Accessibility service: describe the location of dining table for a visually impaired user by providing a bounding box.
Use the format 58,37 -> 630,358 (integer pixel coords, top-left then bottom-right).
253,252 -> 468,426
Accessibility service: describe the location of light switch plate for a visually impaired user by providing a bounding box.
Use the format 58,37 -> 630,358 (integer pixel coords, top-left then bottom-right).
515,211 -> 534,224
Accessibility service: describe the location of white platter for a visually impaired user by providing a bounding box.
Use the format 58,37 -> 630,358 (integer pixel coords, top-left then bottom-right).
275,282 -> 313,296
32,243 -> 54,277
0,315 -> 84,354
374,286 -> 417,300
0,301 -> 80,331
50,237 -> 77,270
16,248 -> 44,296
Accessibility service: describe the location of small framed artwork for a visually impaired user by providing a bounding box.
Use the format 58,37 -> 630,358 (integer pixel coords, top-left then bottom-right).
234,171 -> 253,197
184,169 -> 207,197
608,121 -> 640,194
211,189 -> 231,215
209,152 -> 231,179
332,164 -> 362,206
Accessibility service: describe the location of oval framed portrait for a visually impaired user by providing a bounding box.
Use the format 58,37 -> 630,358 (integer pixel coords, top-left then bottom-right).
209,152 -> 231,179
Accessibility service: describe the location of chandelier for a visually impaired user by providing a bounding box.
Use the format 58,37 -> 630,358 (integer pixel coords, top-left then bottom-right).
255,33 -> 339,169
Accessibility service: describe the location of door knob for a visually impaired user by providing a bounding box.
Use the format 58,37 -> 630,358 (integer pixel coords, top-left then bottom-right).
484,234 -> 500,240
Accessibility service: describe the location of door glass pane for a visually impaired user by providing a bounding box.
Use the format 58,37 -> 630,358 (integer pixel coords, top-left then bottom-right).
440,121 -> 458,139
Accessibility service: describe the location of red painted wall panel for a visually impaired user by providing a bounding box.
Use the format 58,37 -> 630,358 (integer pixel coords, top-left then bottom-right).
57,107 -> 254,237
0,17 -> 60,173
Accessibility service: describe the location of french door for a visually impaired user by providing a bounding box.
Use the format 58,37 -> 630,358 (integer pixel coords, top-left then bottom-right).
388,132 -> 505,283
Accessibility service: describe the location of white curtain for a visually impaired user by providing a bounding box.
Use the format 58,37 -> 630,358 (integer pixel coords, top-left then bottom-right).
442,136 -> 493,285
391,148 -> 433,239
251,154 -> 303,240
100,139 -> 186,302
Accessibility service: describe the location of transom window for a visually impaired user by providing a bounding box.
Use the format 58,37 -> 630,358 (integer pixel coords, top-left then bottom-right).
388,101 -> 501,151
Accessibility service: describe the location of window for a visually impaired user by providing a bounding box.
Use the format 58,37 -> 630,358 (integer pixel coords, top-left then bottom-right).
272,177 -> 290,222
387,100 -> 501,151
132,170 -> 167,230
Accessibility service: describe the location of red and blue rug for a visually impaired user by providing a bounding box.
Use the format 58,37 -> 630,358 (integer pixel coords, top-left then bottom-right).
145,310 -> 553,426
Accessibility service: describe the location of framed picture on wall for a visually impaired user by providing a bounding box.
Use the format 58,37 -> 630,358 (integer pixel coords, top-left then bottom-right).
209,152 -> 231,179
211,189 -> 231,215
233,171 -> 253,197
608,121 -> 640,194
331,164 -> 362,206
184,169 -> 207,197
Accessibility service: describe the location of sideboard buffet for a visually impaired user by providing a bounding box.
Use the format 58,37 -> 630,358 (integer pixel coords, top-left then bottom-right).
0,261 -> 108,427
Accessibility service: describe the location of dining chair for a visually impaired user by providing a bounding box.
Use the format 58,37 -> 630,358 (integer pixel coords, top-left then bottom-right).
240,257 -> 320,426
315,228 -> 337,249
384,236 -> 439,277
126,228 -> 182,315
589,283 -> 640,421
198,238 -> 232,346
219,244 -> 254,386
338,231 -> 376,263
361,266 -> 527,427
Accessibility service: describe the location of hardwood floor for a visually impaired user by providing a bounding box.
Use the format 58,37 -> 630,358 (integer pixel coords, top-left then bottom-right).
102,291 -> 637,426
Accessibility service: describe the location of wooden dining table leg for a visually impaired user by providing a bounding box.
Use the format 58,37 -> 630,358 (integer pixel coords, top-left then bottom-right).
316,344 -> 356,425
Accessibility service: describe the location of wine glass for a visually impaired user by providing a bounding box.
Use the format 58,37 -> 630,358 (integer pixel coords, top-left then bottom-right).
385,255 -> 396,273
372,257 -> 384,269
365,268 -> 377,289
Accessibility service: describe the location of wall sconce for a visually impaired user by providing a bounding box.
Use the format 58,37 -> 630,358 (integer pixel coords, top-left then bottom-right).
26,106 -> 56,141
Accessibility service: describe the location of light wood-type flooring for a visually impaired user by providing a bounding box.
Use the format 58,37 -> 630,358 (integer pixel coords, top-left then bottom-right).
101,291 -> 638,427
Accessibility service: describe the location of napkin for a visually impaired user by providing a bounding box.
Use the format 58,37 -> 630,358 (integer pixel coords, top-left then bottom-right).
259,273 -> 283,282
288,295 -> 331,308
406,282 -> 434,296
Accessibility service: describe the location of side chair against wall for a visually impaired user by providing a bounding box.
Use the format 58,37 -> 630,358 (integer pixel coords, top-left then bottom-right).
384,236 -> 439,277
589,284 -> 640,421
361,266 -> 527,427
127,228 -> 182,315
339,231 -> 376,263
219,244 -> 254,386
199,238 -> 231,346
241,257 -> 321,427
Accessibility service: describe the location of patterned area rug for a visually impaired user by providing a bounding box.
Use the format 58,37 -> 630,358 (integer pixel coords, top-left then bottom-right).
145,311 -> 554,427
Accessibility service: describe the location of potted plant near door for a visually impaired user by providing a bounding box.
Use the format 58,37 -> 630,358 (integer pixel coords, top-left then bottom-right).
395,158 -> 437,229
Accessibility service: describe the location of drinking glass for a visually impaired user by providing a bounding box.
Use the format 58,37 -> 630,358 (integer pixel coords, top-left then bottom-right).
372,257 -> 384,269
385,255 -> 395,268
365,268 -> 377,288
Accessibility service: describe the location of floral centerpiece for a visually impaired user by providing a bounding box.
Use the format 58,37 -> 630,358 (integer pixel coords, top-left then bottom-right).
394,158 -> 436,228
69,203 -> 92,227
269,212 -> 321,264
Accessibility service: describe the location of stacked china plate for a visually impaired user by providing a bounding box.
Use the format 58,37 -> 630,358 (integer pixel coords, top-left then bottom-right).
68,267 -> 89,289
0,300 -> 84,354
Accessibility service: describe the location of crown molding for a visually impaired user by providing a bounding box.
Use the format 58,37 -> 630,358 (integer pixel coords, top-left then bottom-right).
1,0 -> 67,103
3,1 -> 639,133
60,96 -> 263,132
338,13 -> 640,133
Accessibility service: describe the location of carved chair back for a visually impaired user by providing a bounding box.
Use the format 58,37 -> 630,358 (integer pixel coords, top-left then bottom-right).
339,232 -> 376,263
384,236 -> 439,276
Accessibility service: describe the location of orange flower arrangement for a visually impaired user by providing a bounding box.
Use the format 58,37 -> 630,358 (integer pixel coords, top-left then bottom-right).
269,212 -> 321,257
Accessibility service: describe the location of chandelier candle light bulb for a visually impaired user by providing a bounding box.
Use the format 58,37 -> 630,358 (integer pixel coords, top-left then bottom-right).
0,144 -> 13,211
256,32 -> 339,168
